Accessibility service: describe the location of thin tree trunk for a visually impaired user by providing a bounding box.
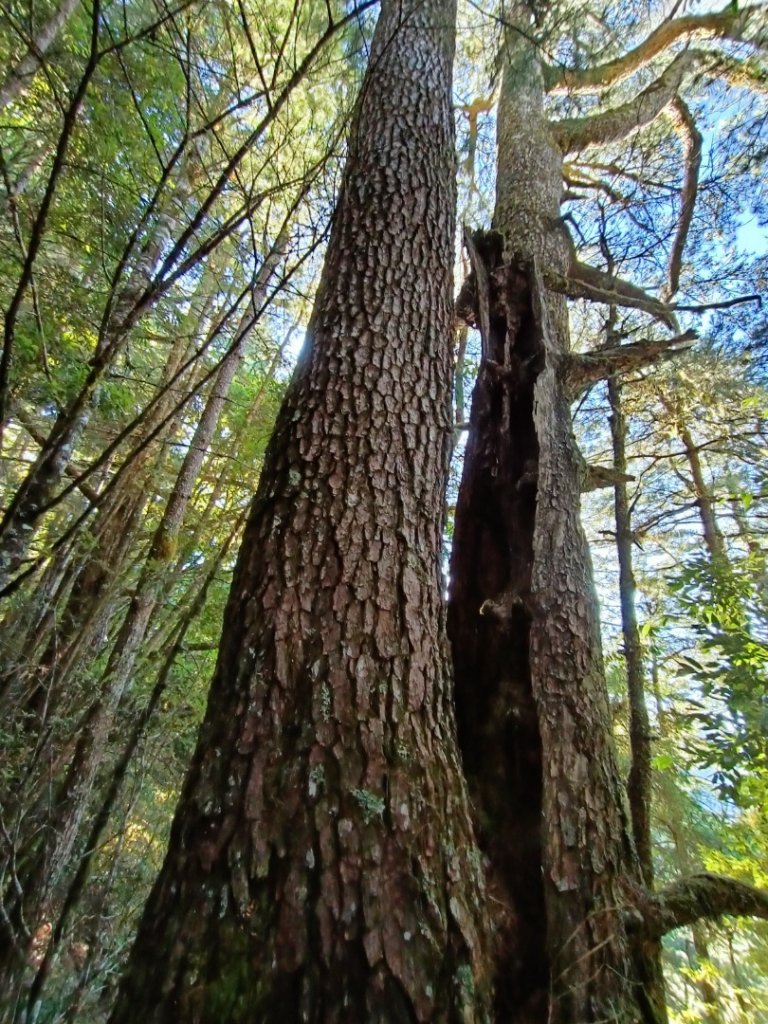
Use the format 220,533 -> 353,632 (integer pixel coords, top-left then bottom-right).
659,393 -> 726,561
0,320 -> 196,720
109,2 -> 493,1020
19,523 -> 243,1024
0,0 -> 82,112
607,376 -> 654,885
0,204 -> 182,589
15,224 -> 293,885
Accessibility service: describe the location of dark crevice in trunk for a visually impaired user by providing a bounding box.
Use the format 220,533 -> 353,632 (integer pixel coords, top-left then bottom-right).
448,234 -> 548,1023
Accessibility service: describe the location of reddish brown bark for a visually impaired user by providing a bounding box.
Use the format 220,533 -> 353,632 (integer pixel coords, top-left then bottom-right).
108,2 -> 492,1021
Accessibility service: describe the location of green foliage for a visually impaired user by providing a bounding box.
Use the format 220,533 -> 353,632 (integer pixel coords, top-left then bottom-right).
668,549 -> 768,807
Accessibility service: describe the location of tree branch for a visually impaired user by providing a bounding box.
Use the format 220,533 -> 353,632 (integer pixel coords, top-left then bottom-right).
551,50 -> 704,155
546,259 -> 680,329
645,873 -> 768,939
564,331 -> 696,398
663,98 -> 702,301
543,4 -> 762,95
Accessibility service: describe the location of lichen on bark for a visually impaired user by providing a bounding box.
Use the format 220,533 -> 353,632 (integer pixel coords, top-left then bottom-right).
108,2 -> 493,1022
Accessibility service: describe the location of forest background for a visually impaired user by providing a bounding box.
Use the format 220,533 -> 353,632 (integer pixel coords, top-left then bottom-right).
0,0 -> 766,1021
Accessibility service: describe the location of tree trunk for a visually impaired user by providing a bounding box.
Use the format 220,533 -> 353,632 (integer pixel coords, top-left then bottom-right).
659,392 -> 726,561
449,9 -> 657,1022
18,523 -> 243,1024
0,318 -> 195,720
0,0 -> 82,112
607,377 -> 654,886
109,2 -> 492,1021
0,152 -> 202,589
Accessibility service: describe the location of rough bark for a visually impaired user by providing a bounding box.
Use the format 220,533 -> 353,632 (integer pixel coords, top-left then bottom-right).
644,874 -> 768,938
450,9 -> 658,1022
109,2 -> 492,1021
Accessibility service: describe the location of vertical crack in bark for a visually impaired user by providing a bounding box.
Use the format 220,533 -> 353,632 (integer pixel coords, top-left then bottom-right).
449,233 -> 548,1022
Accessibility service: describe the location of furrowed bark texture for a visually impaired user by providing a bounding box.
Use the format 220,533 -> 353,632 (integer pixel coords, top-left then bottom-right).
109,2 -> 492,1022
450,10 -> 655,1023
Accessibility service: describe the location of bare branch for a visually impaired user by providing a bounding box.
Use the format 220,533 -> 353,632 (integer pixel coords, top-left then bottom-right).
551,50 -> 704,155
544,4 -> 762,95
673,294 -> 762,312
564,331 -> 697,398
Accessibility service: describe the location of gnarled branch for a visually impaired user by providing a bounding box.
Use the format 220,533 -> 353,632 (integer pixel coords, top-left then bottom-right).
551,49 -> 704,155
564,330 -> 696,398
645,873 -> 768,939
544,4 -> 762,95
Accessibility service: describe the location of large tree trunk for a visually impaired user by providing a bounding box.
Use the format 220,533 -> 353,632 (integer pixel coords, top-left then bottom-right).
108,2 -> 492,1021
449,9 -> 659,1023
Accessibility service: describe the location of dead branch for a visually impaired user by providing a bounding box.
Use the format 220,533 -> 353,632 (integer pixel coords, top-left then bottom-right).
663,98 -> 702,301
564,331 -> 696,398
582,465 -> 636,492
